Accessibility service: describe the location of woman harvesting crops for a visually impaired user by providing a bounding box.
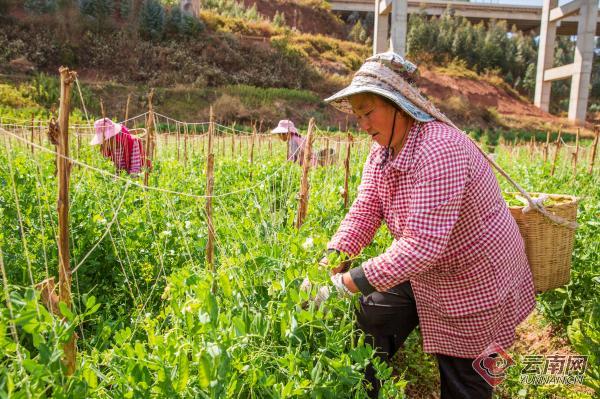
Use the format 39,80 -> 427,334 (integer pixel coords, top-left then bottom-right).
91,118 -> 150,175
321,52 -> 536,398
271,119 -> 306,164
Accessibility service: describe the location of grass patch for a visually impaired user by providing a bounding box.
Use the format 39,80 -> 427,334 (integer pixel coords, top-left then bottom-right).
224,84 -> 320,107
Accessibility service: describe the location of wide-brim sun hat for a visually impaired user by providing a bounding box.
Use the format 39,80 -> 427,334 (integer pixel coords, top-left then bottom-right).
324,51 -> 452,125
271,119 -> 298,134
91,118 -> 122,145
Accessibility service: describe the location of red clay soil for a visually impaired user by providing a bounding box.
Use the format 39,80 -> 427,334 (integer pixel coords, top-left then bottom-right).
417,68 -> 596,136
240,0 -> 347,38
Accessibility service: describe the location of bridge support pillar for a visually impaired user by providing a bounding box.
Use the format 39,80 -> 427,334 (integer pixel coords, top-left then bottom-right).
534,0 -> 597,125
373,0 -> 407,55
568,0 -> 597,124
534,0 -> 557,113
374,1 -> 390,54
390,0 -> 407,55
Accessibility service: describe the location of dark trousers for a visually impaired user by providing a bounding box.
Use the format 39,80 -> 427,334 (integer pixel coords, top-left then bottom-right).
356,281 -> 493,399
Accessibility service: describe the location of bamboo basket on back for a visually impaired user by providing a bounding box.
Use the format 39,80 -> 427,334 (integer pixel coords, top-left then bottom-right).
506,193 -> 578,292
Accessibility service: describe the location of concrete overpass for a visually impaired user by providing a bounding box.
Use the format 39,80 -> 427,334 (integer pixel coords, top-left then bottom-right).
330,0 -> 600,36
329,0 -> 600,125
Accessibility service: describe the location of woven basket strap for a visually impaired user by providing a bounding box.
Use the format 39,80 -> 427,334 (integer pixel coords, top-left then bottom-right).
447,122 -> 579,230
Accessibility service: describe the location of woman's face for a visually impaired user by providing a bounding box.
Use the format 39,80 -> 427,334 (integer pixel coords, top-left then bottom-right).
349,93 -> 396,147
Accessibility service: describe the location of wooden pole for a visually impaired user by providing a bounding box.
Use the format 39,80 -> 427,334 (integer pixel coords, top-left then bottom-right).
529,135 -> 535,161
296,118 -> 315,229
250,124 -> 257,180
221,130 -> 225,157
551,127 -> 563,176
100,99 -> 106,155
184,123 -> 189,167
205,107 -> 215,273
269,134 -> 273,157
231,124 -> 235,156
589,126 -> 599,174
30,113 -> 35,155
572,128 -> 580,176
144,89 -> 155,186
543,130 -> 550,163
343,133 -> 352,208
124,93 -> 131,127
177,121 -> 181,162
57,66 -> 77,376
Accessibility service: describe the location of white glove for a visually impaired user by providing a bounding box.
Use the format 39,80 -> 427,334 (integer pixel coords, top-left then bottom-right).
330,273 -> 353,298
300,277 -> 331,308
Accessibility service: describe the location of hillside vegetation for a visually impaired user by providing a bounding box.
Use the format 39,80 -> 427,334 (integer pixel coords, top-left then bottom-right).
0,0 -> 594,134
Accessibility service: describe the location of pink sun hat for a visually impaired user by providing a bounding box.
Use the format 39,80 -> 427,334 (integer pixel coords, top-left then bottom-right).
271,119 -> 298,134
91,118 -> 122,145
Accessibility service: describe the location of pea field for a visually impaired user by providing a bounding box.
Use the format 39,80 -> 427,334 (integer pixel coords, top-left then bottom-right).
0,102 -> 598,399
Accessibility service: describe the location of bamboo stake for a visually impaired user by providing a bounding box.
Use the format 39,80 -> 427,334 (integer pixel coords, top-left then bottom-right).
529,136 -> 535,161
184,123 -> 189,167
231,125 -> 235,157
57,66 -> 77,376
100,99 -> 106,155
177,121 -> 181,162
589,126 -> 599,174
250,124 -> 257,180
551,127 -> 563,176
30,113 -> 35,155
144,89 -> 155,187
572,128 -> 580,176
124,93 -> 131,127
221,131 -> 225,157
543,131 -> 550,163
205,107 -> 215,273
343,132 -> 352,208
269,134 -> 273,157
296,118 -> 315,228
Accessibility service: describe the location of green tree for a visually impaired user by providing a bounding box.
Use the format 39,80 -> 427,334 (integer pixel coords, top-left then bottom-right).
79,0 -> 114,21
273,10 -> 286,28
138,0 -> 165,40
24,0 -> 58,13
348,20 -> 368,44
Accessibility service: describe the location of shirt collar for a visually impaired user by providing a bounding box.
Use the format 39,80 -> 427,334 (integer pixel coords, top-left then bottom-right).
387,121 -> 422,171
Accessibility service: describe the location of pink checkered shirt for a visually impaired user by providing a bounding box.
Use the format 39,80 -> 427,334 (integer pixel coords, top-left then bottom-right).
328,121 -> 535,358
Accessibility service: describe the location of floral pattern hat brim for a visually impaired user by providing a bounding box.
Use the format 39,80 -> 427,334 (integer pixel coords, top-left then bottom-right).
325,51 -> 450,124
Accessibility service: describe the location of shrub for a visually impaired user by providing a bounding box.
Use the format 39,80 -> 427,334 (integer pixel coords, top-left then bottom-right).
79,0 -> 114,21
0,84 -> 38,108
272,11 -> 286,28
212,93 -> 250,121
24,0 -> 57,13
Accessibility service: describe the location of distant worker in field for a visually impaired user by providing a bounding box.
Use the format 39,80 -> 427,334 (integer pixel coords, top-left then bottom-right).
91,118 -> 151,176
319,52 -> 535,398
271,119 -> 305,164
271,119 -> 336,166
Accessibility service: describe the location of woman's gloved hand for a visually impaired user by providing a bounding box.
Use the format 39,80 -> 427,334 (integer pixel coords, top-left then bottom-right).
319,250 -> 351,275
300,277 -> 331,308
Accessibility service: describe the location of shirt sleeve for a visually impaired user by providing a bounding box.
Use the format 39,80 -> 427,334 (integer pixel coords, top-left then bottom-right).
357,140 -> 470,293
327,149 -> 383,257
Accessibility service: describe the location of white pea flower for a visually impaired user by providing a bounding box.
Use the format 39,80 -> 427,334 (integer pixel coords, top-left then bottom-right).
302,237 -> 314,250
198,311 -> 210,324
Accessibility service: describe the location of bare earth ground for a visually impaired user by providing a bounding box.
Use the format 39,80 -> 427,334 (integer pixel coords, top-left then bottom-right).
392,310 -> 594,398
